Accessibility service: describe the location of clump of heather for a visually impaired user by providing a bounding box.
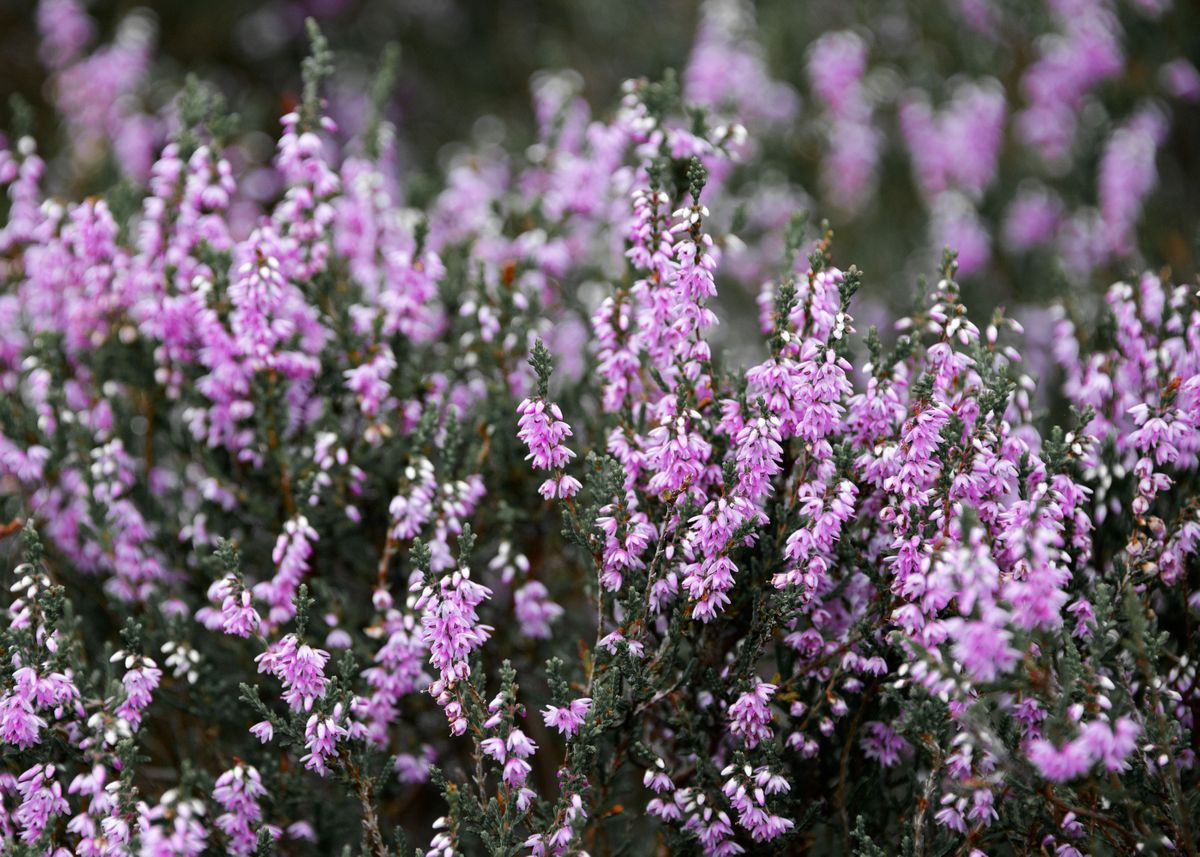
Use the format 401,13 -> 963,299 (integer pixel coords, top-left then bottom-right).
1,18 -> 1199,857
17,0 -> 1200,296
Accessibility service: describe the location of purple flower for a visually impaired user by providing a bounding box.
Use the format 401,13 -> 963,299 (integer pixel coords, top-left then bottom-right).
1017,0 -> 1123,162
36,0 -> 93,70
215,576 -> 263,638
542,697 -> 592,737
643,760 -> 673,793
728,680 -> 776,748
517,398 -> 576,471
721,764 -> 794,842
808,30 -> 868,116
1161,58 -> 1200,101
1003,185 -> 1064,252
900,79 -> 1006,201
415,561 -> 494,735
214,764 -> 266,855
111,651 -> 162,730
514,581 -> 563,639
949,616 -> 1019,683
1099,108 -> 1167,258
683,0 -> 798,129
255,634 -> 330,712
517,395 -> 580,501
1028,717 -> 1141,782
15,763 -> 69,844
389,456 -> 436,540
861,721 -> 912,768
254,515 -> 319,626
302,704 -> 349,776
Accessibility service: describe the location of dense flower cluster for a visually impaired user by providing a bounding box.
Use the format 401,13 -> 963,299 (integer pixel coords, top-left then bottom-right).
1,5 -> 1199,857
15,0 -> 1200,298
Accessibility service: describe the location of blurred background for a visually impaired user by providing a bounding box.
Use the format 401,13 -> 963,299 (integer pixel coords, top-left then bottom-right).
2,0 -> 1199,315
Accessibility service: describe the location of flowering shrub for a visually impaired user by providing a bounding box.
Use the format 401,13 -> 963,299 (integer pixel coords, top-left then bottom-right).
2,12 -> 1200,857
11,0 -> 1200,295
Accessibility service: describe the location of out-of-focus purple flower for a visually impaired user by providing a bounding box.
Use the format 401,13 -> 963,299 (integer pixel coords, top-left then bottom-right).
1029,717 -> 1141,781
1098,107 -> 1168,258
36,0 -> 93,70
1160,58 -> 1200,101
513,581 -> 563,639
1017,0 -> 1123,163
900,79 -> 1006,201
684,0 -> 799,129
1003,185 -> 1064,252
808,30 -> 868,116
929,192 -> 991,275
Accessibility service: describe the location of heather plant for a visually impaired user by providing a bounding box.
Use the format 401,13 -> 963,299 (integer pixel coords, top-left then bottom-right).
7,0 -> 1200,298
1,14 -> 1199,857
